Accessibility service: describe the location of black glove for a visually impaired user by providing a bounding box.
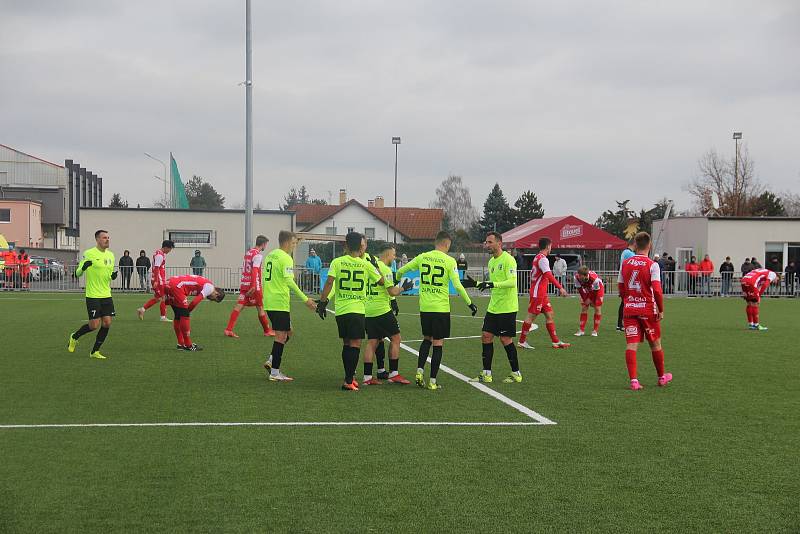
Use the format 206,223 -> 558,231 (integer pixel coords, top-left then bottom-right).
401,278 -> 414,292
393,272 -> 400,285
477,281 -> 494,291
391,299 -> 400,316
469,303 -> 478,316
81,260 -> 93,270
460,274 -> 477,288
111,271 -> 118,280
315,299 -> 328,320
367,253 -> 379,271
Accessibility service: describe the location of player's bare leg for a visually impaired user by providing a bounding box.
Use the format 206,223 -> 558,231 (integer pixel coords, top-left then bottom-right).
386,333 -> 410,384
518,312 -> 537,349
265,329 -> 293,381
545,310 -> 570,349
575,303 -> 589,336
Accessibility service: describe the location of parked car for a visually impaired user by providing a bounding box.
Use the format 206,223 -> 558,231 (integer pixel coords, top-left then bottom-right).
30,256 -> 64,280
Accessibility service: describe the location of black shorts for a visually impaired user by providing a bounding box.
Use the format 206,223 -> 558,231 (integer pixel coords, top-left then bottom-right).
420,311 -> 450,340
171,305 -> 190,318
482,311 -> 517,338
336,313 -> 365,340
366,311 -> 400,340
267,310 -> 291,331
86,297 -> 115,320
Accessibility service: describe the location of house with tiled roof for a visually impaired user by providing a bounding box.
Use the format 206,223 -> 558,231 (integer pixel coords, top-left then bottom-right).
292,189 -> 443,243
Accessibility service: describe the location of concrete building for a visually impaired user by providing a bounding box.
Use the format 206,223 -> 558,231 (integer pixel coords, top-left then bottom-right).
0,199 -> 43,248
653,216 -> 800,270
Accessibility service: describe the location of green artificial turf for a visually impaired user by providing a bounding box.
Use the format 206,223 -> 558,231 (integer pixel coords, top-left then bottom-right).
0,292 -> 797,532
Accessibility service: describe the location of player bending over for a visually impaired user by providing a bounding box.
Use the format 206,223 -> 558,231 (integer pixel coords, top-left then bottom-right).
165,274 -> 225,351
470,232 -> 522,384
137,240 -> 174,322
225,234 -> 275,338
396,231 -> 477,390
262,231 -> 317,381
574,266 -> 605,337
317,232 -> 383,391
518,237 -> 570,350
362,244 -> 414,385
618,231 -> 672,390
740,268 -> 777,331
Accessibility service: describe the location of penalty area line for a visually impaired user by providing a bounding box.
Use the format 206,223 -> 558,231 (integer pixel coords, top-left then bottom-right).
0,421 -> 548,430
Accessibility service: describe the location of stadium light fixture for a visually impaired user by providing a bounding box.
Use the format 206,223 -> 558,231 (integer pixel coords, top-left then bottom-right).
392,137 -> 401,244
144,152 -> 168,207
732,132 -> 742,140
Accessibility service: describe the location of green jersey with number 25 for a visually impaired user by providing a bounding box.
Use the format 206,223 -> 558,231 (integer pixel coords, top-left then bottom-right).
328,254 -> 382,315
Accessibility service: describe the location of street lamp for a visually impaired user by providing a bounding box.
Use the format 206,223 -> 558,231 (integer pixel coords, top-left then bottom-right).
392,136 -> 401,244
144,152 -> 168,207
733,132 -> 742,214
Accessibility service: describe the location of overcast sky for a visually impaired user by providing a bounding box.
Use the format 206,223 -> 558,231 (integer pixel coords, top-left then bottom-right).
2,0 -> 799,220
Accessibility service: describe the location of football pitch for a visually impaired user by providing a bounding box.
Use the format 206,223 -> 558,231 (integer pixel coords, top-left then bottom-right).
0,292 -> 797,532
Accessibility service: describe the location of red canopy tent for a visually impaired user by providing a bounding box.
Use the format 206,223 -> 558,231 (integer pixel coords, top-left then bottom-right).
502,215 -> 627,250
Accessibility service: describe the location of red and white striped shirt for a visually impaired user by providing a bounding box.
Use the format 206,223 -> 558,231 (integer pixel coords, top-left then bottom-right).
239,247 -> 264,293
575,270 -> 604,293
168,274 -> 215,298
742,268 -> 776,291
529,253 -> 564,298
151,248 -> 167,287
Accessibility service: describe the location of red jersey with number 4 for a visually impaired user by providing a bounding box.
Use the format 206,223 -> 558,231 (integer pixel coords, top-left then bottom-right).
151,249 -> 167,287
529,253 -> 552,298
741,268 -> 776,293
239,247 -> 264,293
619,255 -> 661,318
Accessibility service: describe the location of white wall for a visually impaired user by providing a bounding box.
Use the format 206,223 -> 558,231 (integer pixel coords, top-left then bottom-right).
653,217 -> 708,263
304,204 -> 404,243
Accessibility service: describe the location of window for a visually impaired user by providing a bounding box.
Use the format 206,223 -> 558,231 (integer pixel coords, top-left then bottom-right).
364,227 -> 375,238
167,230 -> 215,248
0,209 -> 10,223
325,227 -> 337,235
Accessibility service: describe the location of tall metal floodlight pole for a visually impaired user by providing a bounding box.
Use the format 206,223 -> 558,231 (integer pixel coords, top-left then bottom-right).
392,137 -> 401,244
733,132 -> 742,214
144,152 -> 168,206
244,0 -> 254,251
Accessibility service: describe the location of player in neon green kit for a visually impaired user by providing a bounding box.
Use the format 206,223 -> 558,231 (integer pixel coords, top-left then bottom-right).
470,232 -> 522,384
67,229 -> 118,359
262,230 -> 317,382
317,232 -> 383,391
395,231 -> 478,390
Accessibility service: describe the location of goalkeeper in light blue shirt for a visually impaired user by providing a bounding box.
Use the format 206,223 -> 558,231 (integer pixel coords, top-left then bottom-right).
617,238 -> 636,331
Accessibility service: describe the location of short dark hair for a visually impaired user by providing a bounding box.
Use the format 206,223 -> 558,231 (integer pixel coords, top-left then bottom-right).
538,237 -> 551,250
19,248 -> 26,254
255,235 -> 269,247
139,250 -> 146,255
124,250 -> 130,254
162,240 -> 175,249
380,243 -> 396,253
633,231 -> 651,251
95,229 -> 108,238
345,231 -> 363,252
435,231 -> 451,244
486,231 -> 503,242
278,230 -> 295,245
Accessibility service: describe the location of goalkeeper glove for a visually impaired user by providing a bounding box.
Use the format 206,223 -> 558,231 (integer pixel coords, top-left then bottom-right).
111,271 -> 118,280
315,299 -> 328,320
391,299 -> 400,316
81,260 -> 93,270
400,278 -> 414,292
460,274 -> 477,288
468,303 -> 478,316
476,281 -> 494,291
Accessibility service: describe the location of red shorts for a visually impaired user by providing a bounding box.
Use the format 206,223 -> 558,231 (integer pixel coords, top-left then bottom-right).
623,316 -> 661,343
579,287 -> 605,307
165,287 -> 189,309
527,295 -> 552,314
237,291 -> 262,307
151,283 -> 166,298
741,283 -> 760,303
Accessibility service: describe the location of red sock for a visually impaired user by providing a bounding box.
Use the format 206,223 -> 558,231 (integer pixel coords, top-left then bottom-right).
625,349 -> 638,379
546,321 -> 559,343
226,309 -> 240,331
258,313 -> 270,332
593,313 -> 602,332
180,316 -> 192,346
142,297 -> 159,310
579,312 -> 588,331
173,319 -> 185,345
159,300 -> 167,318
519,321 -> 532,343
651,349 -> 665,377
752,306 -> 759,324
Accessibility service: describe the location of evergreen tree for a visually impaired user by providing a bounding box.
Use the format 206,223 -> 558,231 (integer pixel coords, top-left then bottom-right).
108,193 -> 128,208
750,191 -> 786,216
472,183 -> 515,240
513,190 -> 544,225
185,175 -> 225,209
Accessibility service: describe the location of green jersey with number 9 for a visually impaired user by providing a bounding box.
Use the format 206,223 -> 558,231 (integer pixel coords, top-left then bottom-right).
328,254 -> 381,315
262,248 -> 309,311
396,249 -> 471,312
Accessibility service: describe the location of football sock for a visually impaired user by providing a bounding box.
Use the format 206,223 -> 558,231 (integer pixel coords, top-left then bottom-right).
270,341 -> 285,371
258,313 -> 270,332
363,362 -> 373,381
346,346 -> 360,382
593,313 -> 602,332
418,339 -> 432,369
341,347 -> 349,382
430,345 -> 443,379
504,342 -> 519,373
173,319 -> 185,345
651,349 -> 665,377
142,297 -> 159,310
91,326 -> 109,353
72,324 -> 92,340
389,357 -> 399,372
375,341 -> 385,370
519,321 -> 532,343
625,349 -> 637,379
546,321 -> 560,343
752,307 -> 759,324
481,342 -> 494,371
180,317 -> 192,346
745,306 -> 753,323
159,300 -> 167,318
579,312 -> 588,331
226,309 -> 240,331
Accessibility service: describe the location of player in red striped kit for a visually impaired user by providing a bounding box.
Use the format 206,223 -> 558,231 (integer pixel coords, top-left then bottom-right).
573,265 -> 604,337
137,240 -> 174,322
165,274 -> 225,351
224,235 -> 275,338
740,268 -> 777,331
617,232 -> 671,391
517,237 -> 570,350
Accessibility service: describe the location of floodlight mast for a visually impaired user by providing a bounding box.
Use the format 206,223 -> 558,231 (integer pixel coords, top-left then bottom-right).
733,132 -> 742,215
392,137 -> 401,244
244,0 -> 253,251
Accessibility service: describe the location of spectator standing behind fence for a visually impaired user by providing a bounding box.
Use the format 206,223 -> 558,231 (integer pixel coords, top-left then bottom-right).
657,254 -> 668,292
751,257 -> 762,269
666,256 -> 676,294
785,261 -> 796,296
18,249 -> 31,290
719,257 -> 734,296
119,250 -> 134,290
305,248 -> 322,291
699,254 -> 714,296
135,250 -> 150,290
685,256 -> 700,295
457,253 -> 468,279
741,258 -> 753,276
191,250 -> 207,276
553,254 -> 567,295
616,239 -> 636,331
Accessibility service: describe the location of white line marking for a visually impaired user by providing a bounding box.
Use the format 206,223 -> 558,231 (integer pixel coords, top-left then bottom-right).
0,421 -> 547,430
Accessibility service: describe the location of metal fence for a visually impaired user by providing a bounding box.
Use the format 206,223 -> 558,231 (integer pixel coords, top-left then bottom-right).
1,264 -> 797,298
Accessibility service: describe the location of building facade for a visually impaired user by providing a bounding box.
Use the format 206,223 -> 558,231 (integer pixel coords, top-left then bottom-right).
0,199 -> 43,248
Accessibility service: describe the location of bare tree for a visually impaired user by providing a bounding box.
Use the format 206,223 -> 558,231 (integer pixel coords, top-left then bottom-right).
781,190 -> 800,216
430,175 -> 478,232
689,145 -> 762,215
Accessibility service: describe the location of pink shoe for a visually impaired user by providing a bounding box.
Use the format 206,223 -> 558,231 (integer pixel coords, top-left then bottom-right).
630,379 -> 643,391
657,372 -> 673,387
